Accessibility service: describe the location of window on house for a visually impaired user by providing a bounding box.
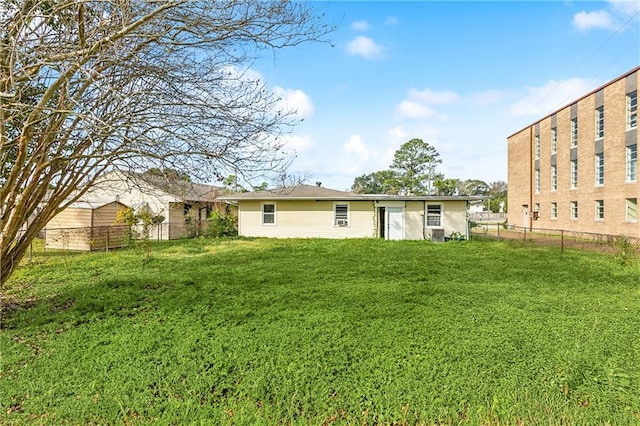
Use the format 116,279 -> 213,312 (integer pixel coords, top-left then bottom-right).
334,203 -> 349,226
570,159 -> 578,188
571,201 -> 578,219
551,165 -> 557,191
551,202 -> 557,219
626,198 -> 637,221
534,135 -> 540,160
628,91 -> 638,129
426,204 -> 442,227
595,153 -> 604,186
262,203 -> 275,225
184,204 -> 192,223
551,127 -> 557,154
595,200 -> 604,220
571,118 -> 578,147
595,106 -> 604,139
534,169 -> 540,193
627,144 -> 637,182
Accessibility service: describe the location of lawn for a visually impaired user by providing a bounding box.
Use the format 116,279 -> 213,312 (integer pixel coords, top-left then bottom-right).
1,238 -> 639,424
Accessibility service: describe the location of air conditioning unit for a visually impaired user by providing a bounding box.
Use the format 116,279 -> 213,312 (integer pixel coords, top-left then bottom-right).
337,219 -> 348,227
431,228 -> 445,243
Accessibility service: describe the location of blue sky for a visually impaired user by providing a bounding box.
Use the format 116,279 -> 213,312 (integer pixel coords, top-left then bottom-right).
254,0 -> 639,190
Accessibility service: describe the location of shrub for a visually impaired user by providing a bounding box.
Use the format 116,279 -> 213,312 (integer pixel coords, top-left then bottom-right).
206,210 -> 238,237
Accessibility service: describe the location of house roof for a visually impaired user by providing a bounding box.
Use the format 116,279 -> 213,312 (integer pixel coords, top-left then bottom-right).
218,184 -> 487,202
135,173 -> 220,203
66,200 -> 128,210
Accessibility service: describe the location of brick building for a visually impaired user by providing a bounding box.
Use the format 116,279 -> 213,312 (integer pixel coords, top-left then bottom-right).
507,66 -> 639,238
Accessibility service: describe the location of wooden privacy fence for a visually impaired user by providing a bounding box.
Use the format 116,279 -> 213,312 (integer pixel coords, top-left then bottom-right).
471,223 -> 640,256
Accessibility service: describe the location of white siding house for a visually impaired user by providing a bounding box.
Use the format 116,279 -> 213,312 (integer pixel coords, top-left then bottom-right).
81,171 -> 222,240
219,185 -> 482,241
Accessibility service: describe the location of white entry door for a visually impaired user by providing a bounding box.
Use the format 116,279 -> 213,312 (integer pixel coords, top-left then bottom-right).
387,207 -> 404,240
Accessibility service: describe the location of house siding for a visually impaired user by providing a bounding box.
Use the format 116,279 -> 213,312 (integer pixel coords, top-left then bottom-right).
405,201 -> 424,240
239,200 -> 376,238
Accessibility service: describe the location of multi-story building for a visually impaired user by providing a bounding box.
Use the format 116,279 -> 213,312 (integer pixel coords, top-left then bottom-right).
508,66 -> 639,238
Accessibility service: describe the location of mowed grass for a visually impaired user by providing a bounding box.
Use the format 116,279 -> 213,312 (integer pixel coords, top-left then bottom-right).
1,238 -> 640,425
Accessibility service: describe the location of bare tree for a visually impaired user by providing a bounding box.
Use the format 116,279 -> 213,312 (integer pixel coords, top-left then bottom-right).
0,1 -> 333,285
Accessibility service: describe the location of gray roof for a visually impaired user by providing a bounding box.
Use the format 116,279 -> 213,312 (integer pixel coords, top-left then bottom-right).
218,184 -> 487,202
134,173 -> 221,203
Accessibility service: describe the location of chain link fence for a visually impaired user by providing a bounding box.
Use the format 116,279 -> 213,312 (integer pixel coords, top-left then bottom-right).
471,223 -> 640,259
19,221 -> 214,265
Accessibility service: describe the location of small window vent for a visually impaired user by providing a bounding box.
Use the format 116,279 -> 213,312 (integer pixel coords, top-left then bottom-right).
431,228 -> 445,243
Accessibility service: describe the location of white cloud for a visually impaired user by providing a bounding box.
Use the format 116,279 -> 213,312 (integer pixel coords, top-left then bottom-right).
573,10 -> 613,30
350,20 -> 369,31
397,100 -> 438,119
273,87 -> 315,119
388,126 -> 408,142
344,135 -> 369,158
508,77 -> 600,117
346,36 -> 384,60
280,134 -> 315,154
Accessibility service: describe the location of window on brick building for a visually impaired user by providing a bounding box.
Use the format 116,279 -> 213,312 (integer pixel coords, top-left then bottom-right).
595,106 -> 604,140
628,91 -> 637,130
534,169 -> 540,193
551,127 -> 557,154
570,159 -> 578,188
595,200 -> 604,220
595,153 -> 604,186
571,201 -> 578,219
551,165 -> 557,191
627,144 -> 637,182
571,118 -> 578,147
534,135 -> 540,160
551,202 -> 557,219
626,198 -> 637,222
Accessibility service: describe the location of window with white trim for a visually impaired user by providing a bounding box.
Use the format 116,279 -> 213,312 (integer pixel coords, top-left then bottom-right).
551,127 -> 557,154
334,203 -> 349,226
534,169 -> 540,193
551,165 -> 557,191
595,153 -> 604,186
595,106 -> 604,140
551,202 -> 557,219
570,201 -> 578,219
595,200 -> 604,220
626,198 -> 637,222
426,204 -> 442,227
627,144 -> 637,182
262,203 -> 276,225
534,134 -> 540,160
570,159 -> 578,188
628,91 -> 637,129
570,118 -> 578,147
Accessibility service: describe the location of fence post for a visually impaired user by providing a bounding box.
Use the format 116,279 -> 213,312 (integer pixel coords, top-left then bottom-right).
561,229 -> 564,255
497,223 -> 500,240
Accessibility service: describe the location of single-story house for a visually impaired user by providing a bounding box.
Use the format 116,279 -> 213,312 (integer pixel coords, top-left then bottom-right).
45,200 -> 129,251
218,184 -> 485,241
82,170 -> 223,240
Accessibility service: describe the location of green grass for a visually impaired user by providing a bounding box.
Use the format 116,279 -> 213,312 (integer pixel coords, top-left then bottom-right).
1,238 -> 640,424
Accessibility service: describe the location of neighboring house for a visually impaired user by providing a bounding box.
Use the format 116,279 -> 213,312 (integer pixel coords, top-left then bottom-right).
218,184 -> 484,241
82,170 -> 223,240
507,66 -> 639,237
45,200 -> 129,251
